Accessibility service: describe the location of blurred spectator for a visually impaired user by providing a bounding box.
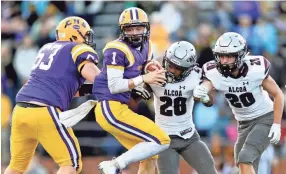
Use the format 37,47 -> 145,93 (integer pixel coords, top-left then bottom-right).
189,23 -> 216,67
233,14 -> 260,54
1,93 -> 12,168
258,145 -> 277,174
30,3 -> 63,47
21,1 -> 50,20
72,1 -> 104,25
233,1 -> 260,23
212,1 -> 234,32
253,17 -> 278,55
13,34 -> 39,84
1,41 -> 19,105
159,2 -> 182,34
149,11 -> 170,58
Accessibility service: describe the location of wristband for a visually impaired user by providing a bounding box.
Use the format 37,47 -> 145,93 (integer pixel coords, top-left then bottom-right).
133,75 -> 143,86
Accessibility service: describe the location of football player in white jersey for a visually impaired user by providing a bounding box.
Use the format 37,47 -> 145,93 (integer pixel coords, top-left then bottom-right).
193,32 -> 284,174
135,41 -> 217,174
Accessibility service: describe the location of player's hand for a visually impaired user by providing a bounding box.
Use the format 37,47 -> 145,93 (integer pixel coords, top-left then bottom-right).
143,69 -> 166,86
151,60 -> 164,70
132,86 -> 151,100
268,123 -> 281,144
193,85 -> 210,103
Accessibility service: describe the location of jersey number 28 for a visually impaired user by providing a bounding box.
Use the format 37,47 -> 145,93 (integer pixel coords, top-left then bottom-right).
160,96 -> 187,116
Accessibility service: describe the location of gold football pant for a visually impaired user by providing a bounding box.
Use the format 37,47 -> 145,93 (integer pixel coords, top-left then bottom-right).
8,104 -> 82,173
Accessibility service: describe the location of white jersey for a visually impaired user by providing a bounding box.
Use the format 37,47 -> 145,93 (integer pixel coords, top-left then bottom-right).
150,68 -> 202,139
203,56 -> 273,121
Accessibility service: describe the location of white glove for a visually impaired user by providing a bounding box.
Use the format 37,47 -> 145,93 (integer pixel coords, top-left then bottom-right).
132,86 -> 151,100
193,85 -> 210,103
268,123 -> 281,144
59,100 -> 97,128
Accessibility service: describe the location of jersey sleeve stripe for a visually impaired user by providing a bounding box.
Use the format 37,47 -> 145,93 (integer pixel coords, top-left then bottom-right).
263,57 -> 270,75
103,41 -> 135,67
77,60 -> 89,72
107,65 -> 124,70
71,45 -> 97,62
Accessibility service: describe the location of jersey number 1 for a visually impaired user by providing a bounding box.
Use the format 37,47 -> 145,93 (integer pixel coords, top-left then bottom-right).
32,44 -> 62,71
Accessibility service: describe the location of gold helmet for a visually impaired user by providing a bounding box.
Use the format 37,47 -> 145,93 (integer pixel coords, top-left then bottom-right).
119,7 -> 150,47
56,16 -> 96,49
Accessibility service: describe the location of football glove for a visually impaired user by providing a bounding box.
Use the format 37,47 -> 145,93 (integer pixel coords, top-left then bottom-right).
268,123 -> 281,144
193,85 -> 210,103
132,86 -> 151,100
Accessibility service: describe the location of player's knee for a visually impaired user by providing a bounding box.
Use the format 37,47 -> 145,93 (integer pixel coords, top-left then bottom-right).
237,149 -> 253,165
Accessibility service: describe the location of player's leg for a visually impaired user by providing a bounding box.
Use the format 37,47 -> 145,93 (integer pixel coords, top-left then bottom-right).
95,101 -> 170,172
237,112 -> 273,174
38,106 -> 82,174
5,106 -> 39,174
137,159 -> 157,174
157,146 -> 180,174
234,120 -> 254,174
179,132 -> 217,174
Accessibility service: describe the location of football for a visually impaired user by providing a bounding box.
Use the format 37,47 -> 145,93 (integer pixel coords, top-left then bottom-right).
144,60 -> 162,73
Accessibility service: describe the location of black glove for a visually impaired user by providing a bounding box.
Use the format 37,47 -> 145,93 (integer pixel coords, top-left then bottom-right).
131,86 -> 152,100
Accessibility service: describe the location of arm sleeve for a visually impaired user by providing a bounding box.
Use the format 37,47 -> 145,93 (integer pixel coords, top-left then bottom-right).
107,68 -> 130,94
104,48 -> 130,94
71,44 -> 99,73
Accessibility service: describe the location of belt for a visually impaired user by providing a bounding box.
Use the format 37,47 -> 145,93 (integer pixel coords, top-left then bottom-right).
16,102 -> 46,108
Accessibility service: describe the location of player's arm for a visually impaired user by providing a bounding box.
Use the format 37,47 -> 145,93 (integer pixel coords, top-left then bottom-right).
193,64 -> 215,106
259,57 -> 284,144
105,49 -> 166,94
262,75 -> 284,124
81,62 -> 101,83
194,79 -> 214,107
71,44 -> 101,83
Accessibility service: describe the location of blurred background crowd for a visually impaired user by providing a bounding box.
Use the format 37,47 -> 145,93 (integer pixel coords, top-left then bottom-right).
1,1 -> 286,174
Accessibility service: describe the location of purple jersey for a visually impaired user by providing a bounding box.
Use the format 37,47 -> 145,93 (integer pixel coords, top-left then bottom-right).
16,41 -> 98,111
93,39 -> 152,104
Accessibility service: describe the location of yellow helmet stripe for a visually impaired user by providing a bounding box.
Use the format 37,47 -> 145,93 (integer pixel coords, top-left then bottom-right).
71,44 -> 96,62
103,41 -> 135,67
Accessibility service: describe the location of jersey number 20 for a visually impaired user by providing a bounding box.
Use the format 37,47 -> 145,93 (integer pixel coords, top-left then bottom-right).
225,92 -> 255,108
160,96 -> 187,116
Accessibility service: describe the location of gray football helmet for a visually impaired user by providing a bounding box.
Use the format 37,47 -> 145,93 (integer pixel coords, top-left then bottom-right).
213,32 -> 248,77
163,41 -> 197,83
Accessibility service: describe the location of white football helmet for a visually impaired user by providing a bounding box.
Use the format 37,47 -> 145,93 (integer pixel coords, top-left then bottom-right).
163,41 -> 197,83
213,32 -> 248,77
